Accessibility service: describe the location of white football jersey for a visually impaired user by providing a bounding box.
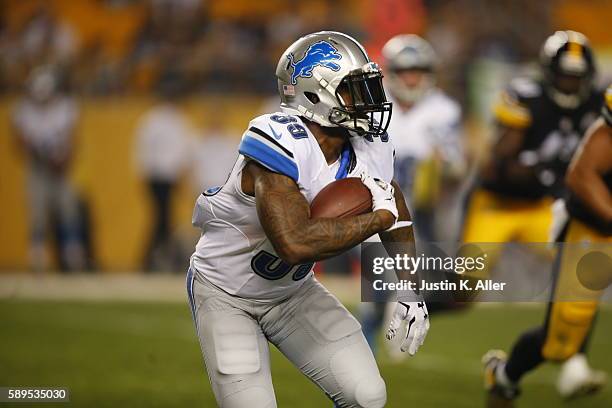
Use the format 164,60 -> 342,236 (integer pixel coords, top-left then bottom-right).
191,112 -> 394,300
388,90 -> 462,192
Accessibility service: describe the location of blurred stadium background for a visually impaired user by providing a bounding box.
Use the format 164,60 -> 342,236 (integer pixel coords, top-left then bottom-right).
0,0 -> 611,407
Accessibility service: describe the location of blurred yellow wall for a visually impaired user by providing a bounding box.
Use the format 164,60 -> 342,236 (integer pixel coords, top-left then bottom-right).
554,0 -> 612,46
0,96 -> 265,271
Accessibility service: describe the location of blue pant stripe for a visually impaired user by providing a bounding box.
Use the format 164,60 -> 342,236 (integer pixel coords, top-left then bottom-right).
186,267 -> 196,320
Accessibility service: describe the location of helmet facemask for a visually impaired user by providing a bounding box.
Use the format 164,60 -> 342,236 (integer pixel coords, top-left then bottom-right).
547,72 -> 591,109
329,63 -> 392,136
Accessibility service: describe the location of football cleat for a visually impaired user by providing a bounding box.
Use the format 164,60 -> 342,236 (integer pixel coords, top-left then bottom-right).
482,350 -> 520,408
557,353 -> 607,400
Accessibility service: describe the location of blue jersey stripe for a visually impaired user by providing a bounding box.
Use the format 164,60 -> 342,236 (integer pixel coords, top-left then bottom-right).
248,126 -> 294,158
239,136 -> 299,181
335,143 -> 351,179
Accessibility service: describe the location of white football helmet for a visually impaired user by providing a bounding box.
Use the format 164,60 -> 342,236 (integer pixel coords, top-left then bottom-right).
382,34 -> 437,105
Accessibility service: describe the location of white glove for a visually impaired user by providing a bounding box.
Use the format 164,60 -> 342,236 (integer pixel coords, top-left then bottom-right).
386,300 -> 430,356
360,173 -> 413,231
360,172 -> 398,221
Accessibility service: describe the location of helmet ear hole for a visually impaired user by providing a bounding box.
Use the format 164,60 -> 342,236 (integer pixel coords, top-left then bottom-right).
304,92 -> 320,104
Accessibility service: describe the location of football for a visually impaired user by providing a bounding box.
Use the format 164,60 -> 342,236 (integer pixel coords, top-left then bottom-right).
310,177 -> 372,219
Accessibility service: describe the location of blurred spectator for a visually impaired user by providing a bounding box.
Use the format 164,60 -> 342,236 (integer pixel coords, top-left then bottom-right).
130,0 -> 207,93
0,3 -> 79,93
19,4 -> 78,67
191,114 -> 238,193
0,0 -> 371,96
135,73 -> 192,272
12,66 -> 84,271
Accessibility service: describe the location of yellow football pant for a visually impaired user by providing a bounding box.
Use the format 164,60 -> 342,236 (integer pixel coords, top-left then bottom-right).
462,189 -> 554,243
542,219 -> 612,361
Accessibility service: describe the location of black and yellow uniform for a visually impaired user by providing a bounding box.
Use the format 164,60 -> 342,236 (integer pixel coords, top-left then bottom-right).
484,33 -> 608,404
505,203 -> 611,382
542,109 -> 612,360
463,77 -> 603,244
504,108 -> 611,384
541,218 -> 611,362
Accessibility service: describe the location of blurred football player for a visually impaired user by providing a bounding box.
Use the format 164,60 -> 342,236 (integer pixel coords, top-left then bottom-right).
483,85 -> 612,407
383,34 -> 465,243
359,34 -> 465,358
187,32 -> 429,408
462,30 -> 604,396
12,66 -> 84,271
464,30 -> 602,244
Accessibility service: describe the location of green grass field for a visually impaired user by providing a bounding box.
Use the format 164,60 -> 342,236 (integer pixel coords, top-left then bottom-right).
0,300 -> 610,407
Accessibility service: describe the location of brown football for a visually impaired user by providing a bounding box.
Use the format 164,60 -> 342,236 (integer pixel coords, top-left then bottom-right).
310,178 -> 373,219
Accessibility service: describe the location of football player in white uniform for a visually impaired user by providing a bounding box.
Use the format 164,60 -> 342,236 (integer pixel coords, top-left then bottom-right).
383,34 -> 464,242
187,32 -> 429,408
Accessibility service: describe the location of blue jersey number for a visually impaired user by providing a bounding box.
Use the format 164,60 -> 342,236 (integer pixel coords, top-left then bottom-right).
270,114 -> 296,124
270,114 -> 308,140
364,132 -> 389,143
287,124 -> 308,139
251,250 -> 313,281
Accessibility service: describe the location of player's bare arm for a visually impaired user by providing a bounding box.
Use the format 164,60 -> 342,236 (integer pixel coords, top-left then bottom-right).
378,180 -> 430,355
379,180 -> 418,281
243,161 -> 394,265
379,181 -> 415,254
483,125 -> 536,185
566,118 -> 612,222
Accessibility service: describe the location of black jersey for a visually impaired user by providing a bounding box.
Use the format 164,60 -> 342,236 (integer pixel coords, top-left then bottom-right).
483,78 -> 604,200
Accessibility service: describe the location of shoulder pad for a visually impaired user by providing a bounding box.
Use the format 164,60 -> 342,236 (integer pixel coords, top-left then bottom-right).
492,78 -> 537,128
429,91 -> 461,120
238,113 -> 306,181
508,77 -> 542,99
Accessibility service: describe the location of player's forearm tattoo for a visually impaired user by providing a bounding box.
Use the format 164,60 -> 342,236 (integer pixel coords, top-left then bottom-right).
379,181 -> 417,282
255,171 -> 388,263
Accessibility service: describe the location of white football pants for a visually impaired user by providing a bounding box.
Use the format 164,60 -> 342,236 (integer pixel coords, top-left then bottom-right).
186,268 -> 386,408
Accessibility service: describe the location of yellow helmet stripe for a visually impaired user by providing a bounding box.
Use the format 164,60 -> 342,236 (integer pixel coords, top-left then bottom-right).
566,31 -> 584,58
567,41 -> 583,58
